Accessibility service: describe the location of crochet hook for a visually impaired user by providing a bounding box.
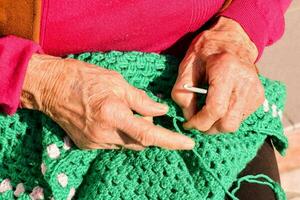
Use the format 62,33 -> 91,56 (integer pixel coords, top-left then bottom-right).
183,84 -> 208,94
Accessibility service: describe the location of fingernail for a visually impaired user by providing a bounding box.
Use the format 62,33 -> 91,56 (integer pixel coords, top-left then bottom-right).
185,138 -> 195,149
158,103 -> 168,112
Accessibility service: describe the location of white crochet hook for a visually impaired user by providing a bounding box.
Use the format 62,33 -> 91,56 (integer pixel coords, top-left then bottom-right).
183,84 -> 208,94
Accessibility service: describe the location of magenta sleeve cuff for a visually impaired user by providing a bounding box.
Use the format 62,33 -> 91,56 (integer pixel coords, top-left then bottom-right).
0,35 -> 43,115
219,0 -> 290,61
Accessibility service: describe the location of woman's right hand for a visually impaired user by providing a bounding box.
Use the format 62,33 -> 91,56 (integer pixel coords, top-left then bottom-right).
21,54 -> 195,150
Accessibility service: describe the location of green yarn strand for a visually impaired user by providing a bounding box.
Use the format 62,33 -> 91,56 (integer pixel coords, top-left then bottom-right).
231,174 -> 286,200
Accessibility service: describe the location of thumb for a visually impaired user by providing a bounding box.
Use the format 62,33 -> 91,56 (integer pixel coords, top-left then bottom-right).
171,54 -> 202,119
126,86 -> 169,116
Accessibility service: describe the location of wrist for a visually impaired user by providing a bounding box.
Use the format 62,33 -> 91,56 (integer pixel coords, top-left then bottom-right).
191,16 -> 258,64
21,54 -> 63,111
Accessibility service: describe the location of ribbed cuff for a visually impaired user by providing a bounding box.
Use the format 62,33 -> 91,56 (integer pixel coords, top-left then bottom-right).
0,35 -> 43,115
219,0 -> 285,61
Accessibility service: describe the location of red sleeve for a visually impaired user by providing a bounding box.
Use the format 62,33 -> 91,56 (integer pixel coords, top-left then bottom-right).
219,0 -> 292,60
0,35 -> 42,115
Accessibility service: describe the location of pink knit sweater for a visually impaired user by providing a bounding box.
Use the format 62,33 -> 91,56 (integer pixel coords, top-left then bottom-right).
0,0 -> 292,115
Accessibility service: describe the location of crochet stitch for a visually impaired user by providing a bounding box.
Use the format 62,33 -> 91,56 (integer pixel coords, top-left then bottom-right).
0,51 -> 287,200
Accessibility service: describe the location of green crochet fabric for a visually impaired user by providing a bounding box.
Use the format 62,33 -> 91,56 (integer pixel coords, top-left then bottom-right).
0,51 -> 288,200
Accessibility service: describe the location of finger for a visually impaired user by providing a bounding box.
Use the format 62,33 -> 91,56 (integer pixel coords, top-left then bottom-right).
183,77 -> 233,131
171,54 -> 203,120
208,90 -> 245,133
87,127 -> 146,150
115,129 -> 146,150
114,117 -> 149,150
77,131 -> 120,149
87,125 -> 144,148
207,77 -> 256,134
90,98 -> 155,145
118,115 -> 195,150
125,85 -> 168,116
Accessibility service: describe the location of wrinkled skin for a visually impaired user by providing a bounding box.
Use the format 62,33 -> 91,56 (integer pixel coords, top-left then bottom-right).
21,55 -> 195,150
21,17 -> 264,150
172,17 -> 265,133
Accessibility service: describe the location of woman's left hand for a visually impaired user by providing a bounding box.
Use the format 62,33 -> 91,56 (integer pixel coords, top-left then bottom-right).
171,17 -> 265,133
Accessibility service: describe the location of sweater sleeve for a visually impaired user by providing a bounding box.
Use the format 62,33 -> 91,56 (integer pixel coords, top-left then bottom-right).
219,0 -> 292,60
0,35 -> 42,115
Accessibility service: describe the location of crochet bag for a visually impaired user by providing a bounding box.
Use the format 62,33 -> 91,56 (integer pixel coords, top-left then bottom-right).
0,51 -> 288,200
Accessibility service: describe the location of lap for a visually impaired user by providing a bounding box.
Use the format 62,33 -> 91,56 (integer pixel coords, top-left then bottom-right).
229,137 -> 280,200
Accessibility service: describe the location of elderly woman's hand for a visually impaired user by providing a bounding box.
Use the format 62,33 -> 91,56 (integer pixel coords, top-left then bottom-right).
21,54 -> 195,150
172,17 -> 265,133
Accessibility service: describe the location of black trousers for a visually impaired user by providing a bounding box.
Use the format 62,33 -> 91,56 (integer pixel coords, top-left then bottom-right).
228,137 -> 281,200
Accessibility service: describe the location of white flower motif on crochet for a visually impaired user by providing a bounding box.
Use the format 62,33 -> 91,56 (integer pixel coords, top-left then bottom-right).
14,183 -> 25,197
278,110 -> 283,120
0,179 -> 12,193
272,104 -> 278,117
47,144 -> 60,159
30,186 -> 44,200
57,173 -> 68,188
263,99 -> 269,112
63,136 -> 72,150
41,162 -> 47,175
67,188 -> 76,200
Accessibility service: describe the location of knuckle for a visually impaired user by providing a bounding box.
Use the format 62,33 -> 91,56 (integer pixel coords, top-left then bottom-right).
194,30 -> 210,46
212,52 -> 234,64
138,89 -> 147,96
210,103 -> 227,119
247,75 -> 257,84
216,52 -> 231,61
134,128 -> 153,146
98,102 -> 114,121
171,88 -> 179,102
226,61 -> 238,73
129,88 -> 146,102
137,89 -> 148,100
199,43 -> 217,56
99,98 -> 112,112
138,134 -> 150,146
201,30 -> 210,38
134,92 -> 146,107
98,98 -> 124,122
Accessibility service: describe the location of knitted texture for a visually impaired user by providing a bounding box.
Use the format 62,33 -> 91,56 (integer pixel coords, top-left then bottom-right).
0,51 -> 288,200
